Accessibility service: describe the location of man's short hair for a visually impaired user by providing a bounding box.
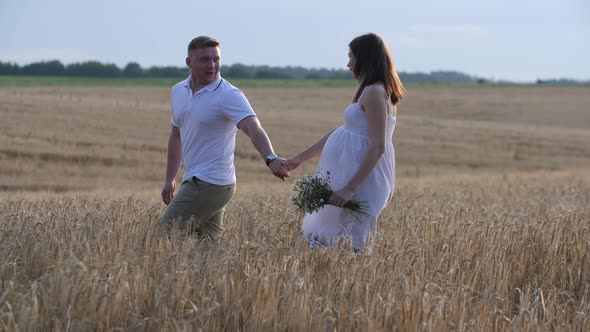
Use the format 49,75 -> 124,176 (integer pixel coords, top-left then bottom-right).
188,36 -> 220,53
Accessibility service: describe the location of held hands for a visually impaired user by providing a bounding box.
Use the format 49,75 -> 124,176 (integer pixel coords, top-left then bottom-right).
272,154 -> 354,208
269,154 -> 305,181
161,180 -> 176,206
268,158 -> 291,181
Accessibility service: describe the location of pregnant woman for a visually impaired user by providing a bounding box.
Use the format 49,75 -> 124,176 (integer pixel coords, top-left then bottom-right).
285,33 -> 405,251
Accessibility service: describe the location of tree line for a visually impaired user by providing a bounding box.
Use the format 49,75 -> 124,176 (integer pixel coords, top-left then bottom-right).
0,60 -> 187,78
1,60 -> 587,84
0,60 -> 480,83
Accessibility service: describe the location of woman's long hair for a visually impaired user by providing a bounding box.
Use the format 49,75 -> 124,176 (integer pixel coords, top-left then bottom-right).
349,33 -> 405,105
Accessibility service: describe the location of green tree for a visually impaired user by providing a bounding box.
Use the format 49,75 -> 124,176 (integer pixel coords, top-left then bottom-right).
255,69 -> 292,79
66,61 -> 122,77
145,66 -> 187,77
223,63 -> 252,78
123,62 -> 143,77
21,60 -> 65,76
0,61 -> 20,75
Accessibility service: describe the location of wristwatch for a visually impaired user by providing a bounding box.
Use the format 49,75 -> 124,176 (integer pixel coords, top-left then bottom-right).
265,153 -> 278,166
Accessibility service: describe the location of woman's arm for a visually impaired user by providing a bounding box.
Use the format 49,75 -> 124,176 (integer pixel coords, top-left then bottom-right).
285,128 -> 337,170
329,85 -> 388,207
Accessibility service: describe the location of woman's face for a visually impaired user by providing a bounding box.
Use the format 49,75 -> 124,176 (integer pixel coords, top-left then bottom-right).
347,48 -> 357,79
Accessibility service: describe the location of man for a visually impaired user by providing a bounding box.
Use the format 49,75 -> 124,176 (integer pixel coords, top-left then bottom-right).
157,36 -> 289,241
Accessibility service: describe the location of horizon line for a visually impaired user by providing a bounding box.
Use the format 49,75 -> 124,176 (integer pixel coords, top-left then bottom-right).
1,58 -> 589,83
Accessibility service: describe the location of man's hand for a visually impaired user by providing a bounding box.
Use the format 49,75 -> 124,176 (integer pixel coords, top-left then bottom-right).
161,180 -> 176,206
269,158 -> 290,181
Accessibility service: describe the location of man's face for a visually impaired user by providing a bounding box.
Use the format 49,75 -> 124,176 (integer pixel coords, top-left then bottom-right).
186,46 -> 221,86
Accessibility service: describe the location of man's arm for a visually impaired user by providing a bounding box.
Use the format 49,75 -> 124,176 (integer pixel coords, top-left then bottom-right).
238,116 -> 290,181
161,126 -> 182,205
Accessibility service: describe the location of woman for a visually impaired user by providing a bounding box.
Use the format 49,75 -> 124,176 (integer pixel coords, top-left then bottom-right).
285,33 -> 405,251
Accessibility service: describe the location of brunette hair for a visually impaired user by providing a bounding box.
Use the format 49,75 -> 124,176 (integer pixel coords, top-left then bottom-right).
349,33 -> 405,105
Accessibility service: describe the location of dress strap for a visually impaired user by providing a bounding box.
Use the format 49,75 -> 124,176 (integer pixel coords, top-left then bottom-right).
360,84 -> 391,102
358,86 -> 371,103
359,84 -> 389,102
359,84 -> 394,115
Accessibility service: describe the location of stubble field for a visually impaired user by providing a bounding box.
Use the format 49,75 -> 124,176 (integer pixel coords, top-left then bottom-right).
1,82 -> 589,330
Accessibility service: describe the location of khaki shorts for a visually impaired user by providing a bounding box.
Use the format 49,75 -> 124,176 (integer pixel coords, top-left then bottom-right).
157,176 -> 236,241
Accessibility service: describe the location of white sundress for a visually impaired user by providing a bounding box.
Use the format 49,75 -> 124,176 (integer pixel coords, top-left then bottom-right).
302,86 -> 396,250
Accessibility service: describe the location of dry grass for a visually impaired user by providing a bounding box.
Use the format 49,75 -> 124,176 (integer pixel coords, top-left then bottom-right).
1,84 -> 589,330
2,85 -> 590,193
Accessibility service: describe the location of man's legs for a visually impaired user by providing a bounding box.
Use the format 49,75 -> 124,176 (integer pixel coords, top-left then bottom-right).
157,177 -> 236,241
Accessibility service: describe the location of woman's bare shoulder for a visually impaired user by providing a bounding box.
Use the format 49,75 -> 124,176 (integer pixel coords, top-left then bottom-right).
362,84 -> 388,101
361,84 -> 394,115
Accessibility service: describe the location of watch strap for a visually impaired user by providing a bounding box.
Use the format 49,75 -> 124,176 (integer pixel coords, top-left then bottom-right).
265,153 -> 278,166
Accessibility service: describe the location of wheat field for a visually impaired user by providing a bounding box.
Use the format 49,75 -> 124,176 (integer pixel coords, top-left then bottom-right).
1,84 -> 589,330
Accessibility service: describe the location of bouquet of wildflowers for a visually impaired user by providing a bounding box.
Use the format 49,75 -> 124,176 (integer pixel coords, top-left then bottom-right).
290,172 -> 368,222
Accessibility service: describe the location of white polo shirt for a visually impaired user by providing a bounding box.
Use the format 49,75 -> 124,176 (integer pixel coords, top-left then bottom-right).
170,75 -> 256,185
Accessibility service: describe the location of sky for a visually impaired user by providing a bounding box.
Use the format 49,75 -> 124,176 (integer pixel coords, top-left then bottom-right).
1,0 -> 588,82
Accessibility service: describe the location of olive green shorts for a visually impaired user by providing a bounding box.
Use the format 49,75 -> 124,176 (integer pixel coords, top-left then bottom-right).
157,176 -> 236,241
